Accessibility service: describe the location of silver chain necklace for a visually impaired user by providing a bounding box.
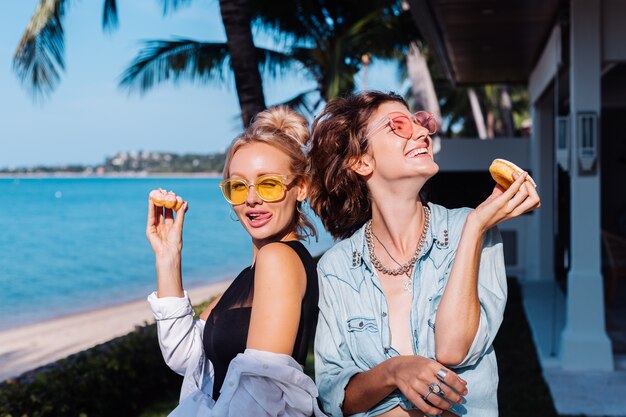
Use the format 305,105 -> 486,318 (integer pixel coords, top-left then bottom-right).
365,206 -> 430,292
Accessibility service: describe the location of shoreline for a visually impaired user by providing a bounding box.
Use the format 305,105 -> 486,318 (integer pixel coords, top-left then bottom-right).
0,279 -> 232,383
0,172 -> 222,179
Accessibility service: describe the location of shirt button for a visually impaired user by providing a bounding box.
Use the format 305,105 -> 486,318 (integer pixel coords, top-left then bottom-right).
384,347 -> 389,354
382,312 -> 387,317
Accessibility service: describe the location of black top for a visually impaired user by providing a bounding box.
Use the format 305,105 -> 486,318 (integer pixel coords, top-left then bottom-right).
202,240 -> 319,399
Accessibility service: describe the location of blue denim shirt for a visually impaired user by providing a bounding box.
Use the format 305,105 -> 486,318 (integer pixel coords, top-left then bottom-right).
314,203 -> 507,417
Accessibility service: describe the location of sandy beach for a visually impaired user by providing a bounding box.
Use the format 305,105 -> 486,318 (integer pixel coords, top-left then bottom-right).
0,280 -> 231,382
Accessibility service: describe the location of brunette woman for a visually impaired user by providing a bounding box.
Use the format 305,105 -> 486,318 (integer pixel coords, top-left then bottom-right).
308,91 -> 540,417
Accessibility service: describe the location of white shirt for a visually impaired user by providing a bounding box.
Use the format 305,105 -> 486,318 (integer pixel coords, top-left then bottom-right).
147,291 -> 326,417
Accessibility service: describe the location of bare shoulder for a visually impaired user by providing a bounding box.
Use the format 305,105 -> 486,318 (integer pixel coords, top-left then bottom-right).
255,241 -> 307,296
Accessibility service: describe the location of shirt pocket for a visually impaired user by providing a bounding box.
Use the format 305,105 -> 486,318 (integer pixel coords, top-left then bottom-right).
345,317 -> 381,365
346,317 -> 378,333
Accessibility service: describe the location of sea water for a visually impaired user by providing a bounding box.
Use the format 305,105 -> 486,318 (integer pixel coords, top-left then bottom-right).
0,178 -> 334,331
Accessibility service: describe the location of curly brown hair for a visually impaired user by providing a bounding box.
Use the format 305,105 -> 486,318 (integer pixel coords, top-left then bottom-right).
308,91 -> 409,240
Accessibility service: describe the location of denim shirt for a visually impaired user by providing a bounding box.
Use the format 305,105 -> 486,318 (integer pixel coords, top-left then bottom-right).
314,203 -> 507,417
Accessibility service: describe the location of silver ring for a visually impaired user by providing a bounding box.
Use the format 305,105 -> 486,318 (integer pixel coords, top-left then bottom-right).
429,381 -> 444,396
423,391 -> 432,402
436,368 -> 448,380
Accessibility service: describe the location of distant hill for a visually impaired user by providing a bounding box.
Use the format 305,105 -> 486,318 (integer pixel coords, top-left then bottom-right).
0,151 -> 226,175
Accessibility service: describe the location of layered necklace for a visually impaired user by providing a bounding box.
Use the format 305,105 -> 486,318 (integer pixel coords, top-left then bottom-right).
364,205 -> 431,292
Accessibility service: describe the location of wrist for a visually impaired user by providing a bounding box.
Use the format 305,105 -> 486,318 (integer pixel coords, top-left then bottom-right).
155,255 -> 181,277
155,250 -> 181,267
466,211 -> 488,235
384,356 -> 400,388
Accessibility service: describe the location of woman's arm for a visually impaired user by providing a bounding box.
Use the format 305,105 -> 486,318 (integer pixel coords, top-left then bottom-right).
315,262 -> 466,417
246,242 -> 307,355
148,291 -> 205,375
342,356 -> 466,416
434,173 -> 540,365
145,198 -> 188,298
146,197 -> 205,375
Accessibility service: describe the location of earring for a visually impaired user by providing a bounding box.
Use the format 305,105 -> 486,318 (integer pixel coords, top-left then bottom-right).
229,209 -> 239,222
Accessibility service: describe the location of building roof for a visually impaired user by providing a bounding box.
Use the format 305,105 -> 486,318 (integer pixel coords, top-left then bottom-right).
407,0 -> 562,85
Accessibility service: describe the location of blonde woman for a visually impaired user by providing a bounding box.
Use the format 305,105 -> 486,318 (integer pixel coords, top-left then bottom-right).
146,107 -> 324,416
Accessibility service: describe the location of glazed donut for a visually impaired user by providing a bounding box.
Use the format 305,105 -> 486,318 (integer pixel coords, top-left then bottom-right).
489,159 -> 536,189
149,188 -> 185,211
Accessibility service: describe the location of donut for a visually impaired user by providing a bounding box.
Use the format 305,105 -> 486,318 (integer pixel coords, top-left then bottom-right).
149,188 -> 185,211
489,159 -> 536,189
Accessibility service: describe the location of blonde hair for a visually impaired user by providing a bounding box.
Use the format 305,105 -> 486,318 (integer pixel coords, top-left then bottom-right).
223,106 -> 317,241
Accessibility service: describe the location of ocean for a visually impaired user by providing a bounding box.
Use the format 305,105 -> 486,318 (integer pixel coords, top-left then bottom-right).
0,178 -> 334,331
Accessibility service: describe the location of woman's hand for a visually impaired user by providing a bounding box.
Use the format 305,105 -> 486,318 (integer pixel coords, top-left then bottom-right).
146,191 -> 188,260
389,356 -> 467,416
342,354 -> 467,416
146,191 -> 188,298
469,172 -> 541,234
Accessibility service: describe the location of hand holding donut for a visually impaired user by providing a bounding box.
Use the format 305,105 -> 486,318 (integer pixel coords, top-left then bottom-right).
149,188 -> 185,211
469,158 -> 541,233
489,159 -> 537,189
146,189 -> 188,258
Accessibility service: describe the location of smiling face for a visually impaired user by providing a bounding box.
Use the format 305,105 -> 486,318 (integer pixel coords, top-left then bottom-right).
227,142 -> 306,249
360,101 -> 439,184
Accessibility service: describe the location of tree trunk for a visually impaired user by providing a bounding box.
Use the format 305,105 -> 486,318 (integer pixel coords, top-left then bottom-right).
406,43 -> 441,123
219,0 -> 266,127
406,43 -> 442,153
500,84 -> 515,137
468,88 -> 487,139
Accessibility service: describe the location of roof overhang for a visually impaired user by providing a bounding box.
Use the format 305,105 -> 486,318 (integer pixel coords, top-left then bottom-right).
407,0 -> 562,85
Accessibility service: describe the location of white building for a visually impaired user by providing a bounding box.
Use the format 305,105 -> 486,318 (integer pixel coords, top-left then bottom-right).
407,1 -> 626,415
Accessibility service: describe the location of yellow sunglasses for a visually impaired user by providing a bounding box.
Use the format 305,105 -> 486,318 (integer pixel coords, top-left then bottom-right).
219,174 -> 296,205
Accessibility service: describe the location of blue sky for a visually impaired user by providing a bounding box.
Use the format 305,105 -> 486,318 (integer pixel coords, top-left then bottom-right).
0,1 -> 403,169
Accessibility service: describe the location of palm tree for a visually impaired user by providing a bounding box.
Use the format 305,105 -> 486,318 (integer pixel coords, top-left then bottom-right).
13,0 -> 267,126
15,1 -> 424,125
13,0 -> 119,99
219,0 -> 265,125
120,0 -> 420,116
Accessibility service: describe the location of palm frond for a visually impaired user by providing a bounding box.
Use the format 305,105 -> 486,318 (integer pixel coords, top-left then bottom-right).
257,47 -> 303,79
157,0 -> 194,15
119,39 -> 230,94
102,0 -> 119,32
343,7 -> 418,59
269,88 -> 319,116
250,0 -> 328,42
13,0 -> 71,98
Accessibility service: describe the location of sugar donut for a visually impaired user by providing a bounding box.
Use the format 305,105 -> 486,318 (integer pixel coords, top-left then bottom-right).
489,159 -> 536,189
149,188 -> 185,211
